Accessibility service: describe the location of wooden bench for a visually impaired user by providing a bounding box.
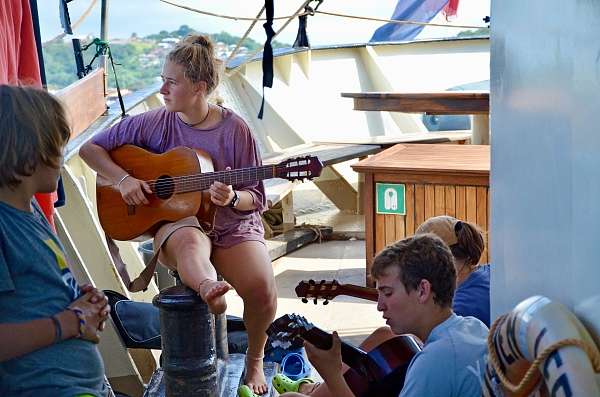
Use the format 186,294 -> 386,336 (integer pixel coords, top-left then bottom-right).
313,130 -> 472,147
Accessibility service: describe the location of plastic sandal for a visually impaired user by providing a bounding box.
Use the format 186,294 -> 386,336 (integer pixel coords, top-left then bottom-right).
272,373 -> 315,394
237,385 -> 259,397
280,352 -> 312,381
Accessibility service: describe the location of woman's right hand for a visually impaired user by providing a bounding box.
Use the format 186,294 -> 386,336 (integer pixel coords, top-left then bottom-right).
119,175 -> 152,205
64,291 -> 109,343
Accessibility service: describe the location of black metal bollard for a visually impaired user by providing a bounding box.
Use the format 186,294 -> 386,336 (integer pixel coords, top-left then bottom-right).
153,280 -> 218,397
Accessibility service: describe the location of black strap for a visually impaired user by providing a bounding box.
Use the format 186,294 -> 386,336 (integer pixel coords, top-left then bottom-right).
293,1 -> 323,48
293,11 -> 310,48
258,0 -> 275,119
106,47 -> 127,118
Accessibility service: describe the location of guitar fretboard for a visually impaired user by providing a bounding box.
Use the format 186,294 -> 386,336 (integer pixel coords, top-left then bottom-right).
178,165 -> 276,193
150,164 -> 313,195
333,284 -> 378,302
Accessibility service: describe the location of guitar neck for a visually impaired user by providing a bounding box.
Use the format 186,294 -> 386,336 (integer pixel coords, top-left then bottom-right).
337,284 -> 378,302
175,165 -> 277,193
302,326 -> 371,377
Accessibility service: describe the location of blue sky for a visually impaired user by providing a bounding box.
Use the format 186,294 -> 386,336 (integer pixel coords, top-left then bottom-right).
38,0 -> 489,45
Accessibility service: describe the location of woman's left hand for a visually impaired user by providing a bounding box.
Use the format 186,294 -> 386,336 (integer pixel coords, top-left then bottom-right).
209,180 -> 235,207
304,331 -> 344,383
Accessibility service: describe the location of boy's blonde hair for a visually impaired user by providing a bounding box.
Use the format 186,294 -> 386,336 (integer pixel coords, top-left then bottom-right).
0,85 -> 70,188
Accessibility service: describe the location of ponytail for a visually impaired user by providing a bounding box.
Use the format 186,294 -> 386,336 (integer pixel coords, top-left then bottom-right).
450,221 -> 484,269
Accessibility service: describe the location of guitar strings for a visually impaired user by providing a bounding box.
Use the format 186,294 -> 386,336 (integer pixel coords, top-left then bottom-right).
145,163 -> 313,195
146,167 -> 282,193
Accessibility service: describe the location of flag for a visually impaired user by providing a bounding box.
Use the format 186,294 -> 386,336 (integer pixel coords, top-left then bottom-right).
370,0 -> 450,42
444,0 -> 460,20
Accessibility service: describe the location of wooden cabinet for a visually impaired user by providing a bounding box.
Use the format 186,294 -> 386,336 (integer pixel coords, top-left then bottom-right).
352,144 -> 490,287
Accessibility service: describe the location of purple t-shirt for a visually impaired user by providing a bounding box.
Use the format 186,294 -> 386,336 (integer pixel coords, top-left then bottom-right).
92,106 -> 266,248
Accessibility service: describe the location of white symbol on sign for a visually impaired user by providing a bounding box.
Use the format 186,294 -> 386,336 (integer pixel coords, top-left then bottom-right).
384,188 -> 398,210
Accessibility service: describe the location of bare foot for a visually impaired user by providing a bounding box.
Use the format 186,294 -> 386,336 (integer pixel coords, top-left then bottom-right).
197,279 -> 231,314
245,355 -> 268,395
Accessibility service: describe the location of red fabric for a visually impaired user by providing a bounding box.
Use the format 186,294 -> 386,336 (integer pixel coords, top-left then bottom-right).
0,0 -> 41,86
1,1 -> 56,230
444,0 -> 460,19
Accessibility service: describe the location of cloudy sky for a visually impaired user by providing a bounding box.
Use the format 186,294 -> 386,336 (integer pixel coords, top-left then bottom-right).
38,0 -> 490,45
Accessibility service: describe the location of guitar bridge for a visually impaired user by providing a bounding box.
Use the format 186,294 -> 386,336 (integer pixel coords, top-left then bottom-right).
127,205 -> 136,216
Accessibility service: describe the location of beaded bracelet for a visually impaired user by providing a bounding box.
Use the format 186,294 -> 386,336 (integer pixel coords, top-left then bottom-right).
68,307 -> 85,338
50,314 -> 62,344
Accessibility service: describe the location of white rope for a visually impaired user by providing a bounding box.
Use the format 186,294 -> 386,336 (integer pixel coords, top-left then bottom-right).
225,5 -> 266,66
44,0 -> 99,44
159,0 -> 487,30
316,10 -> 486,30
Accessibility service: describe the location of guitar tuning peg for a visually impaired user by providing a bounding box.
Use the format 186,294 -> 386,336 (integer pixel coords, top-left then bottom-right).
313,298 -> 318,305
323,300 -> 329,305
320,280 -> 326,284
302,298 -> 308,303
309,279 -> 315,285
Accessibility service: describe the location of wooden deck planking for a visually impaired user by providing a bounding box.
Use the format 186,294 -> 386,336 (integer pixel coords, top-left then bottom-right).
445,185 -> 456,218
405,184 -> 416,236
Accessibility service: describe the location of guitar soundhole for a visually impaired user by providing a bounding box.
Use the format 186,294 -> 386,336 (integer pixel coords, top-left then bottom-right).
154,175 -> 175,199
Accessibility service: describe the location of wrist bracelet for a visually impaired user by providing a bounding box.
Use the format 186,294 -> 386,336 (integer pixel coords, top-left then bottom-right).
116,173 -> 130,187
68,308 -> 85,338
50,315 -> 62,344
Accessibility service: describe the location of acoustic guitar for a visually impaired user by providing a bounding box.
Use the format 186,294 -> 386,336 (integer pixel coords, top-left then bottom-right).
295,279 -> 377,305
268,313 -> 421,397
96,145 -> 323,241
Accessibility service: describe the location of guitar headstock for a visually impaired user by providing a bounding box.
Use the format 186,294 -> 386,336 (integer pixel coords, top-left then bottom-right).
276,156 -> 323,182
295,279 -> 341,305
267,313 -> 314,349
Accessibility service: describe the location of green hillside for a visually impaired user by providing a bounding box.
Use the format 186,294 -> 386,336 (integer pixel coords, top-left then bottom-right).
43,25 -> 290,91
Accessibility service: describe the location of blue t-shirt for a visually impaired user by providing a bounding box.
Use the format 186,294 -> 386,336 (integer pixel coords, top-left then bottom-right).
0,201 -> 107,397
453,265 -> 490,327
399,314 -> 488,397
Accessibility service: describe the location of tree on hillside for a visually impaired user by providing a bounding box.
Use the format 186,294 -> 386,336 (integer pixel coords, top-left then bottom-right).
456,27 -> 489,38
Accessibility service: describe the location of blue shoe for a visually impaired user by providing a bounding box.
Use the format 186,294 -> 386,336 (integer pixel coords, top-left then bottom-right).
280,352 -> 311,381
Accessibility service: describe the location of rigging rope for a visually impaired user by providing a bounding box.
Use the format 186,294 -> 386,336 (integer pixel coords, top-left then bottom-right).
225,5 -> 266,65
159,0 -> 486,30
45,0 -> 99,43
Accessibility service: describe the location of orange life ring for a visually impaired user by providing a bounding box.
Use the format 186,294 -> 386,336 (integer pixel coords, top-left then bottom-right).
484,295 -> 600,397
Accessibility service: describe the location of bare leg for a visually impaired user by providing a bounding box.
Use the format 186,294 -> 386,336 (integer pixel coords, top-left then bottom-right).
159,227 -> 231,314
297,326 -> 397,396
213,241 -> 276,395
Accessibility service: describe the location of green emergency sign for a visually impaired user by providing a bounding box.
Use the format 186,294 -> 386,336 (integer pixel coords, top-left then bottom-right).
376,183 -> 405,215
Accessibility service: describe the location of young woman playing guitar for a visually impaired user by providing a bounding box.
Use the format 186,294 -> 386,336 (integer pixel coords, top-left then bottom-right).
79,34 -> 275,395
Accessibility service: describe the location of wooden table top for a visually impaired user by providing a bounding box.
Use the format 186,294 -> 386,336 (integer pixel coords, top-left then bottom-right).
351,143 -> 490,175
341,91 -> 489,115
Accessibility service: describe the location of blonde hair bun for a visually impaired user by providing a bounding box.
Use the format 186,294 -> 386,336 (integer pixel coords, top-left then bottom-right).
167,34 -> 222,94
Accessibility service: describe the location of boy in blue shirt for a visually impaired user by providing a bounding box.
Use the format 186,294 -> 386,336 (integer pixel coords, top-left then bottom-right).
0,85 -> 111,396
